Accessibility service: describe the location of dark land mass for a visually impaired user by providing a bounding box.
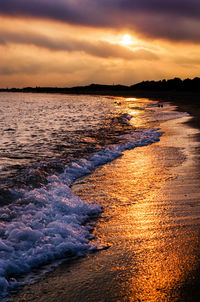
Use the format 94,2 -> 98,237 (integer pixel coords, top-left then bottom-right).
1,77 -> 200,127
1,77 -> 200,95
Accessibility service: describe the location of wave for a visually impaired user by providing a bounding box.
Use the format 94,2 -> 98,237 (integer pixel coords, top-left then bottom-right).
0,127 -> 163,298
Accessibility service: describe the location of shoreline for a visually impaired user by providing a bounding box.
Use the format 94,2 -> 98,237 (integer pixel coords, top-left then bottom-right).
130,90 -> 200,130
1,89 -> 199,126
10,99 -> 200,302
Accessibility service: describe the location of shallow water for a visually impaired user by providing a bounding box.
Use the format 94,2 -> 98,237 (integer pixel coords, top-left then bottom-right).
0,93 -> 189,299
69,116 -> 200,302
10,104 -> 200,302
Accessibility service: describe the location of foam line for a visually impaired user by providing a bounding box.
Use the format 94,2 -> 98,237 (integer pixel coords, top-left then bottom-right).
0,128 -> 163,298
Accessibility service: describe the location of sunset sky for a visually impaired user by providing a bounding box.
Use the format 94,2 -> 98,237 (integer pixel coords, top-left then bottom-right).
0,0 -> 200,88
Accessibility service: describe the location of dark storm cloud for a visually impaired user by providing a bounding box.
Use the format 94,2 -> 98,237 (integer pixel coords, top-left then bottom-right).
111,0 -> 200,19
0,30 -> 158,61
0,0 -> 200,42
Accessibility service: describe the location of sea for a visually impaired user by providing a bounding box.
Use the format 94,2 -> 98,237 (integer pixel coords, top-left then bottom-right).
0,92 -> 187,298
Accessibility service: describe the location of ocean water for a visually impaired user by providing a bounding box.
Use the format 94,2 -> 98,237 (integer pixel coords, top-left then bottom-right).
0,93 -> 186,298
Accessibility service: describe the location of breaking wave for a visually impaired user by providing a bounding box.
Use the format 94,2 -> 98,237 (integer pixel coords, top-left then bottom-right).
0,127 -> 162,297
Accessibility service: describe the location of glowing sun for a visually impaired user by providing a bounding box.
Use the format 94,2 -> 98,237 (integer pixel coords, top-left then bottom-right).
121,34 -> 132,45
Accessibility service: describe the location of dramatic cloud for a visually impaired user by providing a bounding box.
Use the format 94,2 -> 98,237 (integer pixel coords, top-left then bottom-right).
0,2 -> 200,88
0,0 -> 200,42
0,30 -> 158,61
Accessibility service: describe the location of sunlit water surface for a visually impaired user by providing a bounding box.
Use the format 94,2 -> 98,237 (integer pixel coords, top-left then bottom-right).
1,93 -> 197,301
70,114 -> 200,302
0,93 -> 131,182
0,93 -> 163,298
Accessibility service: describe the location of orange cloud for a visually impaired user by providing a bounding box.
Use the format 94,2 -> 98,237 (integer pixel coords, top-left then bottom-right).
0,15 -> 200,88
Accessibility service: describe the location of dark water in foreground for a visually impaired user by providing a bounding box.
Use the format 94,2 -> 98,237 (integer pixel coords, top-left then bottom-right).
0,93 -> 132,184
0,93 -> 190,299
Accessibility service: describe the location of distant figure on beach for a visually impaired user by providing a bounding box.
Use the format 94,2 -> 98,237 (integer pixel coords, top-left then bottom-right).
114,101 -> 121,105
158,103 -> 163,108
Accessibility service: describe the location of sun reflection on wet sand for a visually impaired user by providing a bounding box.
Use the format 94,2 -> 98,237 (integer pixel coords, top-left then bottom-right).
71,115 -> 200,301
12,101 -> 200,302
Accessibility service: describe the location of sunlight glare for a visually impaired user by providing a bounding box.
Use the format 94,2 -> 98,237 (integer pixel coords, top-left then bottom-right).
126,98 -> 138,101
121,34 -> 132,45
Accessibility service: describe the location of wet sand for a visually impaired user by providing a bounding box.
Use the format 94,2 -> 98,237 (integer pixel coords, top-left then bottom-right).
11,104 -> 200,302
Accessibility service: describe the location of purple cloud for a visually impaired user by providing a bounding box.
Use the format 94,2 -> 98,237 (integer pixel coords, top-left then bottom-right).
0,0 -> 200,42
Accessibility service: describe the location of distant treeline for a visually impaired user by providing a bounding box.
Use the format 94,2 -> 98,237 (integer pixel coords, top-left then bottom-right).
0,84 -> 128,94
130,77 -> 200,91
0,77 -> 200,94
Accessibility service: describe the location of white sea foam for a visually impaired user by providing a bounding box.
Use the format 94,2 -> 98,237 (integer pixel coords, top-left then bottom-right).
0,128 -> 163,298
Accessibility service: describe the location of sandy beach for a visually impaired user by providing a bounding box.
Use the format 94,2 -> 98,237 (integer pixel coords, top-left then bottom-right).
1,0 -> 200,300
10,100 -> 200,302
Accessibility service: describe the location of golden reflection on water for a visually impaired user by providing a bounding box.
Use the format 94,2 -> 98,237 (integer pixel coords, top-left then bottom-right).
73,120 -> 200,301
10,99 -> 200,302
115,96 -> 158,129
126,98 -> 138,102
